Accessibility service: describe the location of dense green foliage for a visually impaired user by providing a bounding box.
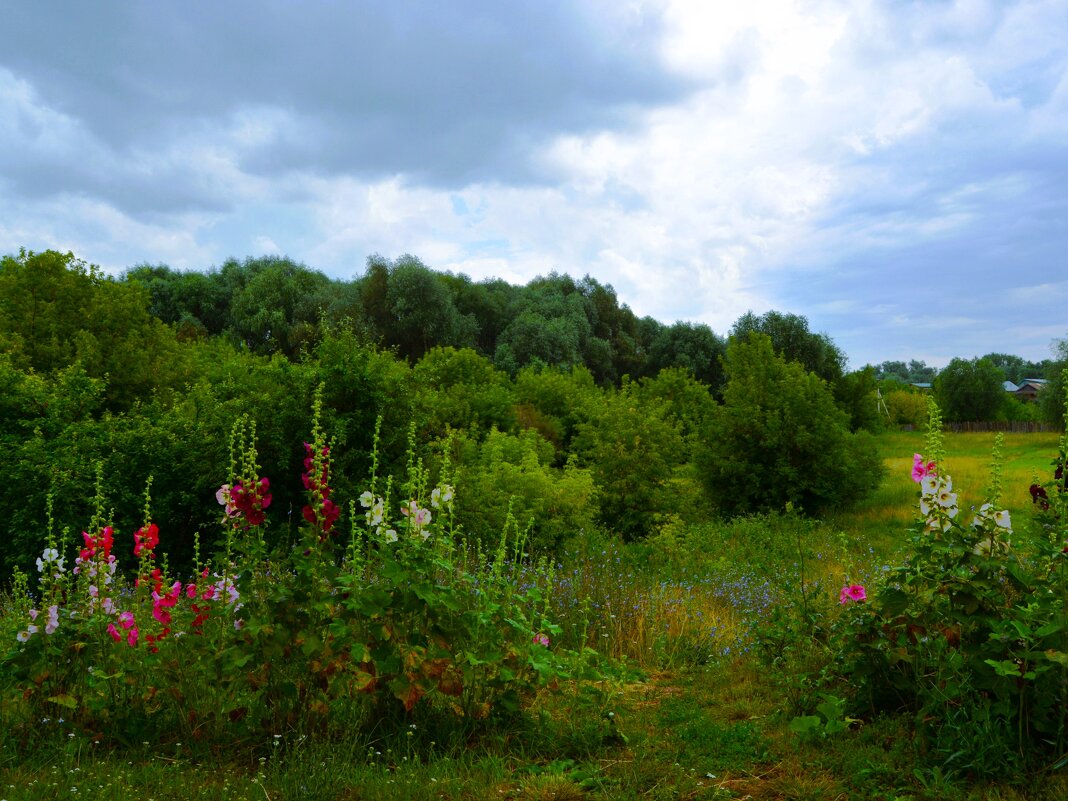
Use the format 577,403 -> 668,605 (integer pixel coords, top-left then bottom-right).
935,357 -> 1007,423
0,248 -> 896,578
695,335 -> 884,515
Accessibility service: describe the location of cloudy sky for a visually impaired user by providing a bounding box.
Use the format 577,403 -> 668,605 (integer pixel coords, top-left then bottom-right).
2,0 -> 1067,369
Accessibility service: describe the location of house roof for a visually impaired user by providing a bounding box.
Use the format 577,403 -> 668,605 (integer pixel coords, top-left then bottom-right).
1003,380 -> 1019,392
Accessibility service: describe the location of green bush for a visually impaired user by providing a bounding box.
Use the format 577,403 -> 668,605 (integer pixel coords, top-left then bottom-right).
450,428 -> 598,551
884,388 -> 928,427
695,334 -> 884,516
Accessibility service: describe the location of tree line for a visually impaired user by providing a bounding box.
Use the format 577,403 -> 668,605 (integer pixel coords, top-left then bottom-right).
0,248 -> 898,576
1,248 -> 1064,577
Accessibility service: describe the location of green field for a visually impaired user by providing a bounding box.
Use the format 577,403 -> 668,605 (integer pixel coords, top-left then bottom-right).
830,429 -> 1062,554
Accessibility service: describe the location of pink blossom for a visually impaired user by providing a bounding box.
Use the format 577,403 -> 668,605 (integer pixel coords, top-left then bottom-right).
107,623 -> 121,642
911,454 -> 936,483
532,633 -> 550,647
839,584 -> 867,604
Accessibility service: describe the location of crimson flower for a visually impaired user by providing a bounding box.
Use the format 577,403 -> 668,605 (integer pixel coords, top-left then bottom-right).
133,523 -> 160,558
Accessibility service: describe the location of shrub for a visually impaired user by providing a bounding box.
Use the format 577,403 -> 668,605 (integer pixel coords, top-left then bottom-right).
884,389 -> 928,427
695,335 -> 884,516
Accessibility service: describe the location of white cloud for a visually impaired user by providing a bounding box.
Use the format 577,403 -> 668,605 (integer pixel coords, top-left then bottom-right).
2,1 -> 1067,366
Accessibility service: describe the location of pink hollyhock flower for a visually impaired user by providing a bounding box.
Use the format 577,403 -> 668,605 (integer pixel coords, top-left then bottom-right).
107,623 -> 121,642
185,583 -> 197,599
28,608 -> 38,621
839,584 -> 867,604
532,633 -> 550,647
911,454 -> 936,483
127,627 -> 139,647
119,611 -> 136,630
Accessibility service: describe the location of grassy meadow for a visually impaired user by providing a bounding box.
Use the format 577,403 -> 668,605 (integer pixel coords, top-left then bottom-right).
2,429 -> 1066,801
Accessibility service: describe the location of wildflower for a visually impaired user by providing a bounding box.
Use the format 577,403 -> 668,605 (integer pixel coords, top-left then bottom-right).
994,509 -> 1011,530
133,523 -> 159,558
106,622 -> 121,642
839,584 -> 866,604
532,633 -> 550,647
911,454 -> 936,483
937,487 -> 957,509
17,629 -> 33,643
430,485 -> 453,508
36,547 -> 65,574
383,528 -> 399,544
401,501 -> 431,532
229,478 -> 272,527
45,605 -> 59,635
920,474 -> 940,496
215,487 -> 237,516
359,491 -> 374,508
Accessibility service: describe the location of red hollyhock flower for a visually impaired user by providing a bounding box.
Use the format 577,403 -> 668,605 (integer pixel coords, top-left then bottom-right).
229,478 -> 272,527
133,523 -> 160,557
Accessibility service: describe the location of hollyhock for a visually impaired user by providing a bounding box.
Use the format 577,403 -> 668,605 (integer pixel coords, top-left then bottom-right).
532,633 -> 550,647
216,484 -> 238,517
302,443 -> 340,534
1030,483 -> 1050,510
228,478 -> 272,527
839,584 -> 867,604
36,547 -> 65,575
911,454 -> 936,483
45,605 -> 59,635
133,523 -> 159,557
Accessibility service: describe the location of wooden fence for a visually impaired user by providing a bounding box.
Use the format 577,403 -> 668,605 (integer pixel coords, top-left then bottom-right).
899,421 -> 1057,433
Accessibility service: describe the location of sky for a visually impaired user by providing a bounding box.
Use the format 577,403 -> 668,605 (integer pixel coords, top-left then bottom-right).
2,0 -> 1067,370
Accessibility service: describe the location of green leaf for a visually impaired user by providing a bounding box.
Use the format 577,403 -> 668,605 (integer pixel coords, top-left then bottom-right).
879,587 -> 910,617
47,694 -> 78,709
1035,622 -> 1063,638
789,715 -> 822,736
1043,649 -> 1068,667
